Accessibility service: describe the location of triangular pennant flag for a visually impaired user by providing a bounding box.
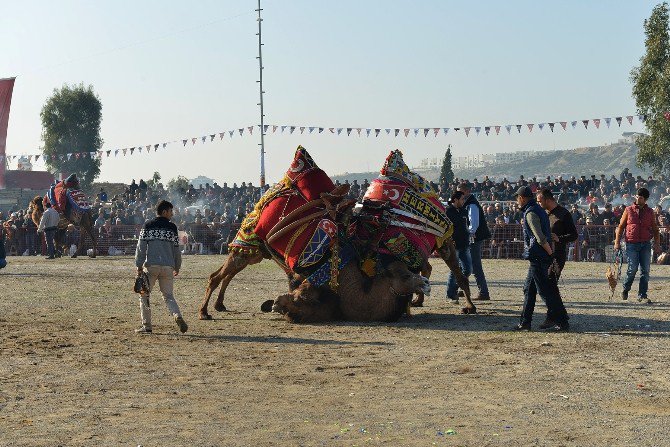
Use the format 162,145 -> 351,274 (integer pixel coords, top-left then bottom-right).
571,121 -> 577,129
308,127 -> 315,134
385,128 -> 391,135
162,143 -> 167,149
35,155 -> 41,161
192,138 -> 197,145
605,117 -> 611,128
375,129 -> 381,137
27,155 -> 33,162
443,128 -> 449,135
228,130 -> 234,138
114,150 -> 119,157
248,126 -> 254,135
495,126 -> 501,135
182,139 -> 187,146
239,128 -> 244,136
485,127 -> 490,136
582,120 -> 589,129
281,126 -> 287,133
548,123 -> 555,132
464,127 -> 471,137
516,125 -> 522,133
263,125 -> 269,133
106,150 -> 111,157
395,129 -> 400,137
92,151 -> 98,158
129,148 -> 135,155
433,128 -> 439,136
329,128 -> 335,133
505,125 -> 511,134
527,124 -> 534,132
365,128 -> 371,137
538,123 -> 545,131
560,122 -> 567,130
154,144 -> 159,151
356,128 -> 362,136
404,129 -> 410,137
337,128 -> 343,135
626,116 -> 633,125
219,132 -> 224,140
475,127 -> 481,135
638,114 -> 646,122
593,119 -> 600,129
413,128 -> 419,137
121,149 -> 127,156
273,125 -> 278,133
615,117 -> 622,127
138,147 -> 143,154
300,127 -> 305,134
210,134 -> 215,142
318,128 -> 324,133
290,126 -> 296,134
347,128 -> 352,136
423,128 -> 429,137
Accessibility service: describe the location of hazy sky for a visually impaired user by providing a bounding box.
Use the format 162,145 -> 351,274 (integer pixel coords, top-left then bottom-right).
0,0 -> 653,185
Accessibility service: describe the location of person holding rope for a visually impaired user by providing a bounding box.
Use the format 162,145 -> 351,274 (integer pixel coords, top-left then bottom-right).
513,186 -> 570,332
613,187 -> 661,304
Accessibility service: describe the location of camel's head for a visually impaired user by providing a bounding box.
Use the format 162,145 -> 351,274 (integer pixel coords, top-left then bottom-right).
383,260 -> 431,298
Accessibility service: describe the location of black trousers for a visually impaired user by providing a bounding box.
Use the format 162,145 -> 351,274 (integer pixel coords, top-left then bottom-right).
521,258 -> 568,325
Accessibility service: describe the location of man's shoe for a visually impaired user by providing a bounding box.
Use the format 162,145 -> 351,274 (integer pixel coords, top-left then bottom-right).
473,293 -> 491,301
638,297 -> 652,304
135,326 -> 152,334
621,290 -> 629,301
545,322 -> 570,332
175,315 -> 188,334
512,323 -> 531,332
539,319 -> 557,330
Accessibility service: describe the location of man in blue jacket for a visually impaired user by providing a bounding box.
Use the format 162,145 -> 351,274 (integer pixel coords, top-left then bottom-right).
457,182 -> 491,300
513,186 -> 569,332
134,200 -> 188,334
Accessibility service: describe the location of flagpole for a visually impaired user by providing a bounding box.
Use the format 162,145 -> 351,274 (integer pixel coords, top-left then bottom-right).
256,0 -> 266,187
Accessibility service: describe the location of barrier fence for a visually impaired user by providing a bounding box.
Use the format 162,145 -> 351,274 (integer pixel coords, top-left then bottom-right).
2,223 -> 668,261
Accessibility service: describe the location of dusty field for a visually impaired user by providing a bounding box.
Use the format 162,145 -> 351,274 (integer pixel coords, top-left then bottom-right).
1,255 -> 670,446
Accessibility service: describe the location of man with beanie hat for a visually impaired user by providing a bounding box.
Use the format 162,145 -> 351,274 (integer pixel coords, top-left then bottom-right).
614,187 -> 661,304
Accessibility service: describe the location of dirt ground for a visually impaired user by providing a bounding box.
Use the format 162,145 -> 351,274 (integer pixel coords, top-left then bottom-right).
1,255 -> 670,446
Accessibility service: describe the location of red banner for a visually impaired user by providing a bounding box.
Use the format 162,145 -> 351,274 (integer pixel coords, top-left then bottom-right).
0,77 -> 15,189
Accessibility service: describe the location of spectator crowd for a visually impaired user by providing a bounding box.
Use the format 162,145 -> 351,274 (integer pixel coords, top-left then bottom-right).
2,167 -> 670,260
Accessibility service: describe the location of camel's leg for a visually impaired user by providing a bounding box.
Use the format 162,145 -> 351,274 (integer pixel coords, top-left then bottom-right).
437,241 -> 476,314
411,260 -> 432,307
199,251 -> 263,320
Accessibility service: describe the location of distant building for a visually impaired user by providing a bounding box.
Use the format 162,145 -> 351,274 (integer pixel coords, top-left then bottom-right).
620,132 -> 644,144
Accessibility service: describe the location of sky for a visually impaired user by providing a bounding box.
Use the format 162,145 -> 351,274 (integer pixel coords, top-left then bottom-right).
0,0 -> 654,185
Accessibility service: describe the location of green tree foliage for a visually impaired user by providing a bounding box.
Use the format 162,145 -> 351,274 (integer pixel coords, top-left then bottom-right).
631,2 -> 670,174
439,145 -> 454,195
147,171 -> 162,188
166,175 -> 189,193
41,83 -> 103,189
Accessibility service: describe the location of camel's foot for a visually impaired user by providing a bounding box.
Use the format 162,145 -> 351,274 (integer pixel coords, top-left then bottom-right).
199,312 -> 213,320
260,300 -> 274,313
461,306 -> 477,315
213,302 -> 227,312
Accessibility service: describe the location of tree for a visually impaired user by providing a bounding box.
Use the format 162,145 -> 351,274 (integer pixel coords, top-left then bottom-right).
147,171 -> 162,188
41,83 -> 103,190
439,145 -> 455,196
631,2 -> 670,174
166,175 -> 189,193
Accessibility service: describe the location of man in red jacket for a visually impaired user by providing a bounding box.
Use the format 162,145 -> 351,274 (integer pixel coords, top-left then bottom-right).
614,188 -> 661,304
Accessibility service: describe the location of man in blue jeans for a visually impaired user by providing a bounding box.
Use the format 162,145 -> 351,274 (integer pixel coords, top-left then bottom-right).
614,187 -> 661,304
457,183 -> 491,300
445,191 -> 471,303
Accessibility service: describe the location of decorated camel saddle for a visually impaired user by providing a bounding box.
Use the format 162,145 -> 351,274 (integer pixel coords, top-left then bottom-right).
354,149 -> 453,273
229,146 -> 355,288
45,174 -> 91,216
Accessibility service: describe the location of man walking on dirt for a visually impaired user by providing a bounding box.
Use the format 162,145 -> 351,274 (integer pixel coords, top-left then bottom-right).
134,200 -> 188,334
614,187 -> 661,304
513,186 -> 569,332
457,182 -> 491,300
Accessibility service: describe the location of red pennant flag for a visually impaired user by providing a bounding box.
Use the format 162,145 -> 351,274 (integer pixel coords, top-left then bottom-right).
248,126 -> 254,135
560,122 -> 567,130
192,138 -> 197,145
582,120 -> 589,129
527,124 -> 534,132
433,128 -> 439,136
495,126 -> 500,135
593,119 -> 601,129
626,116 -> 633,125
272,125 -> 278,133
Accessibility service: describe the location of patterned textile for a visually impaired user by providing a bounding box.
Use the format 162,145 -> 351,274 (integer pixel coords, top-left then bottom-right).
358,150 -> 453,271
306,242 -> 354,288
46,182 -> 91,215
139,227 -> 179,246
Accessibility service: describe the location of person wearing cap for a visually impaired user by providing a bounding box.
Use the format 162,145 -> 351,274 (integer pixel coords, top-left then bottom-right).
513,186 -> 569,332
614,187 -> 661,304
445,191 -> 471,304
456,182 -> 491,301
37,202 -> 60,259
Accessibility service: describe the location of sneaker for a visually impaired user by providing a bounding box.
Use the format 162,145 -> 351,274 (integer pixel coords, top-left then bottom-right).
638,297 -> 652,304
539,319 -> 557,330
135,326 -> 152,334
621,290 -> 629,301
175,315 -> 188,333
512,323 -> 531,332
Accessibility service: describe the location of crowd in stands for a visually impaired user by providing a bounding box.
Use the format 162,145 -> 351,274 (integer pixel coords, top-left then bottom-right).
2,167 -> 670,260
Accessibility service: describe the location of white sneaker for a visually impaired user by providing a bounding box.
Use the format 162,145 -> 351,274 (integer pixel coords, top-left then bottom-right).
135,326 -> 153,334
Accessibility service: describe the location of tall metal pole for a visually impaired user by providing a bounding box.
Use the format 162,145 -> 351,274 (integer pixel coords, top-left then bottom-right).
256,0 -> 266,187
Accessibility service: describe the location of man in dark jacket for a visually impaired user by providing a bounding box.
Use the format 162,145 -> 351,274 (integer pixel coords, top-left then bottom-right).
457,182 -> 491,300
445,191 -> 471,303
0,225 -> 7,269
134,200 -> 188,334
513,186 -> 569,332
537,189 -> 578,276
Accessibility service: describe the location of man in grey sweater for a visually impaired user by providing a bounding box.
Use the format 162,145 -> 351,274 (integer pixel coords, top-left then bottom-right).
134,200 -> 188,334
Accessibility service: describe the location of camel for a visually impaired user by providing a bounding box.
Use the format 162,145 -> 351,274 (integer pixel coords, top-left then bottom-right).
31,195 -> 98,258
